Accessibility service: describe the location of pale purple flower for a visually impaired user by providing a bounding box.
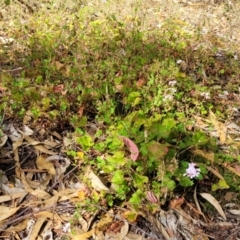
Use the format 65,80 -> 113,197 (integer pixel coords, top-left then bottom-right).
184,163 -> 200,179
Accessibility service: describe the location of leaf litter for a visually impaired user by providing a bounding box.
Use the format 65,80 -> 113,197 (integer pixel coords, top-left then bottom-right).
1,0 -> 240,239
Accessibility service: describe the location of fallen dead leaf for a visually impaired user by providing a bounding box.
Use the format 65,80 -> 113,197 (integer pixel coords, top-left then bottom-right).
30,189 -> 52,200
36,155 -> 56,175
119,221 -> 129,240
0,206 -> 20,222
209,110 -> 227,144
24,135 -> 56,155
85,167 -> 109,192
122,211 -> 138,223
199,193 -> 226,220
4,219 -> 29,232
0,129 -> 8,146
124,232 -> 148,240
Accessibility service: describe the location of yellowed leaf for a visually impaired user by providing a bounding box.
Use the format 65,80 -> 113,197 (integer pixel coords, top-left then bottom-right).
24,136 -> 56,155
54,61 -> 64,70
200,193 -> 226,220
30,189 -> 52,200
77,151 -> 84,159
94,210 -> 113,231
191,149 -> 215,163
43,194 -> 60,207
222,163 -> 240,177
0,192 -> 27,203
0,129 -> 8,147
5,219 -> 29,232
0,206 -> 20,222
206,166 -> 224,180
209,111 -> 227,144
85,167 -> 109,192
78,190 -> 86,201
50,131 -> 62,139
36,155 -> 56,175
123,211 -> 138,223
125,232 -> 148,240
27,215 -> 46,239
34,211 -> 62,222
43,140 -> 59,148
119,221 -> 129,240
79,217 -> 89,232
72,230 -> 94,240
23,111 -> 32,125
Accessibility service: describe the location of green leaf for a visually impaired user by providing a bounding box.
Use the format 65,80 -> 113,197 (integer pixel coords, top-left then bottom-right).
102,165 -> 115,173
162,176 -> 176,191
162,118 -> 176,130
192,131 -> 209,146
212,179 -> 229,191
112,170 -> 125,185
158,118 -> 176,139
106,151 -> 127,166
126,92 -> 141,106
132,173 -> 148,188
179,176 -> 194,187
129,189 -> 143,208
5,0 -> 11,5
76,134 -> 93,151
107,136 -> 123,150
132,97 -> 141,106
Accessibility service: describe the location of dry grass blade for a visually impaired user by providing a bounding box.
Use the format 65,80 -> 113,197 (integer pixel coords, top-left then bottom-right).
194,186 -> 207,222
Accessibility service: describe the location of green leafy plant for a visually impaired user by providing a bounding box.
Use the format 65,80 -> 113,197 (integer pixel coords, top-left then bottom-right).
1,0 -> 240,215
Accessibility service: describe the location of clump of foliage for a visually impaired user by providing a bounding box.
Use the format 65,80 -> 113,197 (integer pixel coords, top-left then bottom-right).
1,2 -> 240,212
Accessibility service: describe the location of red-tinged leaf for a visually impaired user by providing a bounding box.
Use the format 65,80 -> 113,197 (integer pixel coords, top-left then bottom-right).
136,78 -> 146,88
53,84 -> 67,95
170,197 -> 185,209
120,136 -> 139,161
147,141 -> 169,158
146,191 -> 158,203
235,165 -> 240,173
78,106 -> 85,117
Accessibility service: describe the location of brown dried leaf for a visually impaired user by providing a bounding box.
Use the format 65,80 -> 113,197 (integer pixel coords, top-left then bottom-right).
4,219 -> 29,232
24,136 -> 56,155
30,189 -> 52,200
36,155 -> 56,175
125,233 -> 148,240
72,230 -> 94,240
0,206 -> 20,222
209,111 -> 227,144
200,193 -> 226,220
119,221 -> 129,240
85,167 -> 109,192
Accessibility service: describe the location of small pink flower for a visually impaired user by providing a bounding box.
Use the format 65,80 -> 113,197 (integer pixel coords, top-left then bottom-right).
184,163 -> 200,179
